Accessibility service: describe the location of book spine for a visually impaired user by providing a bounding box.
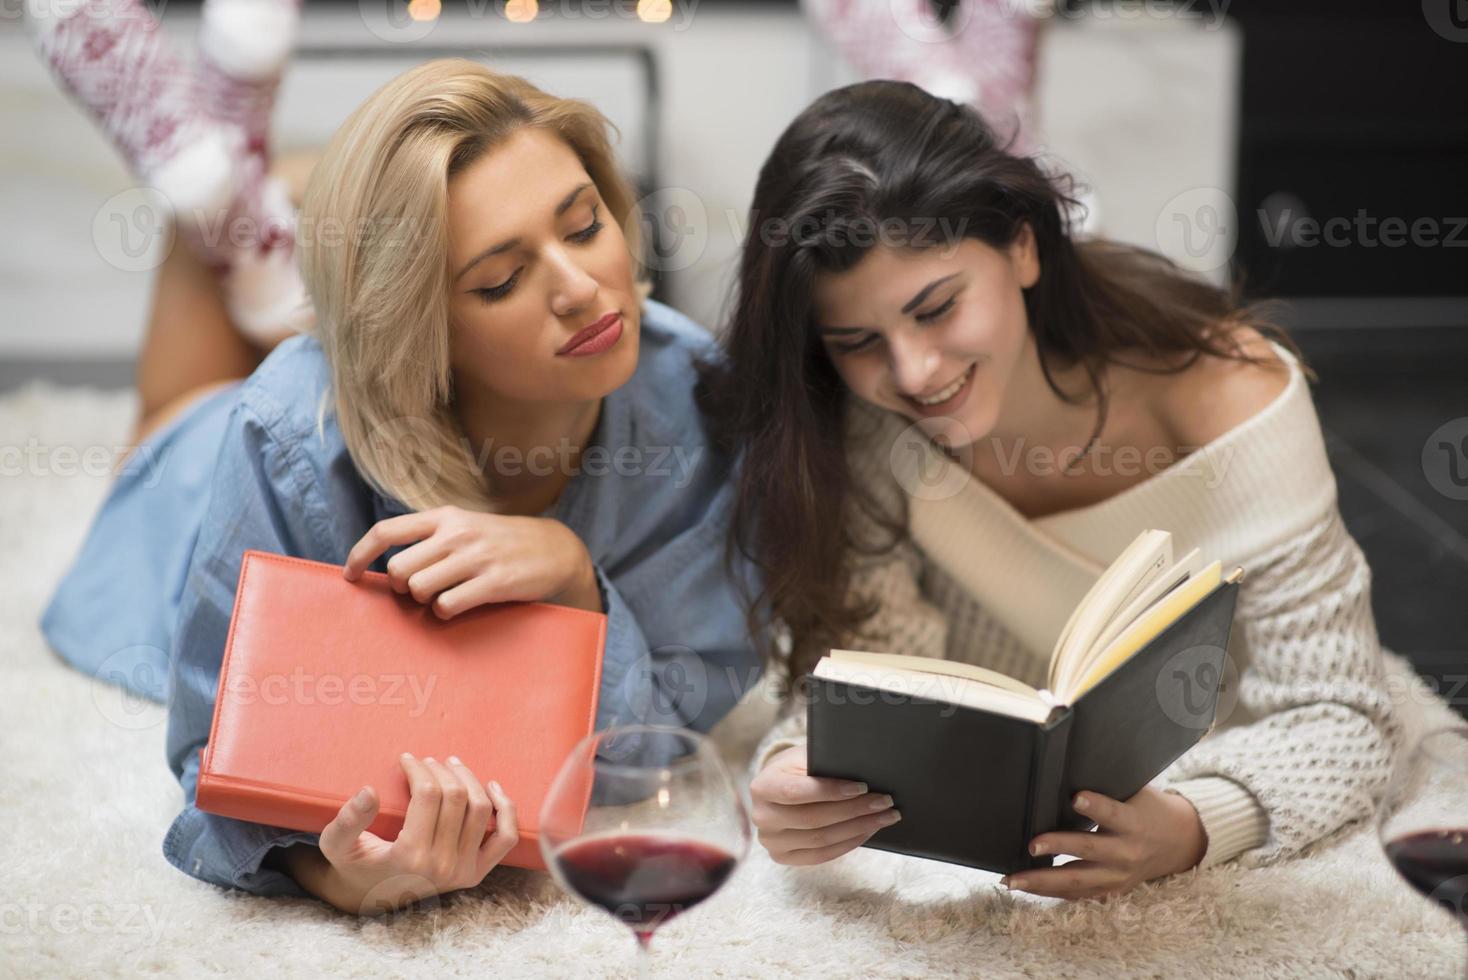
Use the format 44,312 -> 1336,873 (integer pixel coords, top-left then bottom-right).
1021,708 -> 1074,871
195,776 -> 547,870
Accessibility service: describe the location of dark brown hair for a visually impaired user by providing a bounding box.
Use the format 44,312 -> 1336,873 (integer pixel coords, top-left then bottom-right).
697,80 -> 1305,685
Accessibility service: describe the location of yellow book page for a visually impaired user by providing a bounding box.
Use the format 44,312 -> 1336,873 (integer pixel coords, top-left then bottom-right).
828,649 -> 1044,700
1063,560 -> 1223,702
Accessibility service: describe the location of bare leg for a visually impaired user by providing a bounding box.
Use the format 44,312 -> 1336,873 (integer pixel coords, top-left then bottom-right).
132,231 -> 261,444
130,150 -> 319,445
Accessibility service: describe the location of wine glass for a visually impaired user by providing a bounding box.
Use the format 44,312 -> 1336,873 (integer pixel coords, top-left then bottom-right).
539,724 -> 750,973
1377,723 -> 1468,976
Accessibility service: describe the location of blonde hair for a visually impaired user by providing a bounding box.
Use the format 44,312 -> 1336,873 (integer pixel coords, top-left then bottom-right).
298,58 -> 650,512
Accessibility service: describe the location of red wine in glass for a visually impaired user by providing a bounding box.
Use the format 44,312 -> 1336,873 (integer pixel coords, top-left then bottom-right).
540,725 -> 750,976
554,833 -> 738,945
1376,725 -> 1468,977
1385,828 -> 1468,927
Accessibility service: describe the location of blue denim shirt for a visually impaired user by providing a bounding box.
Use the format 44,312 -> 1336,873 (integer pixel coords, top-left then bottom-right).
42,299 -> 762,899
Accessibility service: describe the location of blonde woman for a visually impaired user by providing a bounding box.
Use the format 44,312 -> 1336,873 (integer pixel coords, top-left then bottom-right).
36,31 -> 760,913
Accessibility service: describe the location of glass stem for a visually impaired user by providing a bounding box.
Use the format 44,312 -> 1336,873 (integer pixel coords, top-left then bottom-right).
635,934 -> 651,980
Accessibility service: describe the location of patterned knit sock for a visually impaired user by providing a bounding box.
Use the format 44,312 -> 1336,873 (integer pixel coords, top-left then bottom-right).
210,163 -> 313,346
30,0 -> 309,346
27,0 -> 238,219
800,0 -> 1042,155
190,0 -> 309,345
196,0 -> 300,158
947,0 -> 1043,156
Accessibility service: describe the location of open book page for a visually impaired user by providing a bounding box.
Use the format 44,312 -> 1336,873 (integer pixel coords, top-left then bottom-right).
1062,560 -> 1224,702
1045,529 -> 1173,694
828,649 -> 1043,698
1053,548 -> 1203,698
813,655 -> 1055,723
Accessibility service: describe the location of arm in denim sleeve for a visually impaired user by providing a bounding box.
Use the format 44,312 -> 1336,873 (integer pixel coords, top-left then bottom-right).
591,478 -> 764,744
161,399 -> 331,897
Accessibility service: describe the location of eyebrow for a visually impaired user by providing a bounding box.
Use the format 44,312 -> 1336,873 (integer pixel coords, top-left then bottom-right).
452,182 -> 594,283
816,273 -> 961,335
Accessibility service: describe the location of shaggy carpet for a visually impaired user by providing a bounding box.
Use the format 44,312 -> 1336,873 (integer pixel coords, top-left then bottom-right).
2,381 -> 1464,979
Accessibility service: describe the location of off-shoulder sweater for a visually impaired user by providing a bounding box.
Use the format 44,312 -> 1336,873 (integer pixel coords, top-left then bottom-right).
753,342 -> 1402,870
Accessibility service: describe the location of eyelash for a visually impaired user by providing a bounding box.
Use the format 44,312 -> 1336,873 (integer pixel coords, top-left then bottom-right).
833,296 -> 956,354
473,207 -> 605,304
476,271 -> 520,304
570,210 -> 605,245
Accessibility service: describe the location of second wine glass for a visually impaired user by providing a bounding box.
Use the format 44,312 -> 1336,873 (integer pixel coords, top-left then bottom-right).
1377,723 -> 1468,977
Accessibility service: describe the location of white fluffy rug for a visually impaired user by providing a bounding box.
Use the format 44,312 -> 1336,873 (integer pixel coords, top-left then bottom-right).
2,380 -> 1465,980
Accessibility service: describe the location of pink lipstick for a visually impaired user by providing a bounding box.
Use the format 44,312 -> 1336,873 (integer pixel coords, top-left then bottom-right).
557,312 -> 623,357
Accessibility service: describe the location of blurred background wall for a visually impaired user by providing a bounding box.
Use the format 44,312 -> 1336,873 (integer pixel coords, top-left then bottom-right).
1,0 -> 1464,707
2,1 -> 1247,359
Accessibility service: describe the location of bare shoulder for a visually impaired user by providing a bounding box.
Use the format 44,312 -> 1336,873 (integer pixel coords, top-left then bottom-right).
1153,322 -> 1295,449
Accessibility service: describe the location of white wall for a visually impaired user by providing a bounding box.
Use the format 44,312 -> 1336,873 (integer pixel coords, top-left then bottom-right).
0,6 -> 1236,360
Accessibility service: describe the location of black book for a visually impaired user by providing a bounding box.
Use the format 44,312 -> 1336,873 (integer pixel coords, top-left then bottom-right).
806,529 -> 1242,875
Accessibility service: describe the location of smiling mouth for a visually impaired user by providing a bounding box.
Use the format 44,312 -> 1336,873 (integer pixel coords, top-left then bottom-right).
906,362 -> 976,408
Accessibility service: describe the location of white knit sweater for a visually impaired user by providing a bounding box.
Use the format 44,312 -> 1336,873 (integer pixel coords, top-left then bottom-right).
753,342 -> 1403,871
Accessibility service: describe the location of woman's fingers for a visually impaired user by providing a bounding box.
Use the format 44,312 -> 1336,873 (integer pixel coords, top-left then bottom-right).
754,793 -> 894,832
384,536 -> 452,595
1072,792 -> 1138,836
431,571 -> 514,620
422,757 -> 468,857
444,756 -> 494,855
398,752 -> 442,849
751,769 -> 869,806
402,553 -> 477,607
760,807 -> 901,855
779,829 -> 877,866
1028,829 -> 1130,865
1003,860 -> 1128,900
344,512 -> 440,580
477,780 -> 520,870
319,784 -> 383,861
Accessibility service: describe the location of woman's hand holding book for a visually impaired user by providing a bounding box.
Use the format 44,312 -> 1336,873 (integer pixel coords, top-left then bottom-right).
1000,786 -> 1207,899
748,748 -> 1208,895
749,745 -> 903,865
343,506 -> 602,617
276,752 -> 520,915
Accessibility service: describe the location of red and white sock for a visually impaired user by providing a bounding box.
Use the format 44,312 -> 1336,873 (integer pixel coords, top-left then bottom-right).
190,0 -> 309,345
800,0 -> 1042,155
196,0 -> 300,152
948,0 -> 1043,156
29,0 -> 310,346
27,0 -> 238,220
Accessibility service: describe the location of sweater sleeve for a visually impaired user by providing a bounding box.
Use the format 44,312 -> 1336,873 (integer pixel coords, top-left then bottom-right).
1159,507 -> 1403,868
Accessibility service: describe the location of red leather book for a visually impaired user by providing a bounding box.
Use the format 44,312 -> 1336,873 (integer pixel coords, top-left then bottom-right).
195,550 -> 606,871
